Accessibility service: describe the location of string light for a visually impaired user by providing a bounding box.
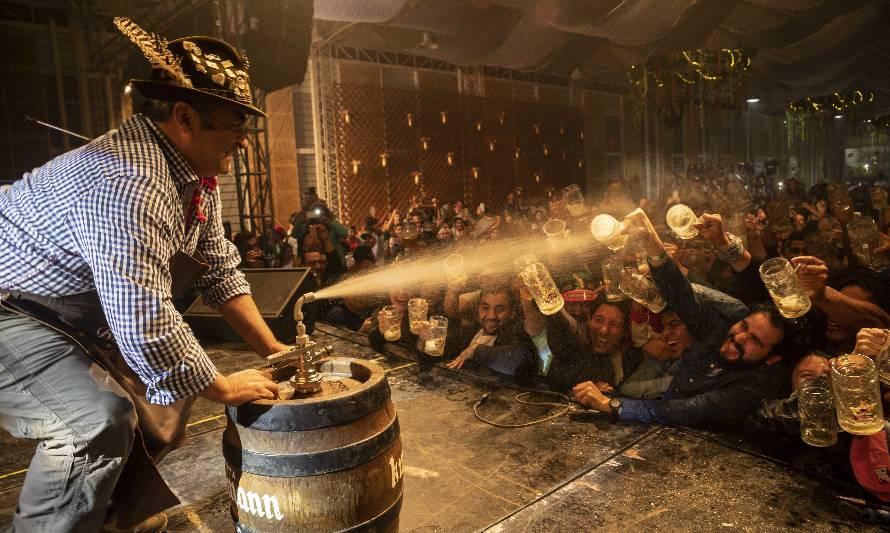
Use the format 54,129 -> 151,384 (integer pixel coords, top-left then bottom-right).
406,113 -> 414,127
471,167 -> 480,179
447,152 -> 455,166
379,152 -> 388,168
440,111 -> 448,125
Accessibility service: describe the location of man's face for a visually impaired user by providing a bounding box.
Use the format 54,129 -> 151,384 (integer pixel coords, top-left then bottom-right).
304,251 -> 327,277
660,311 -> 693,360
189,106 -> 248,176
826,285 -> 872,341
718,312 -> 783,366
586,303 -> 626,354
478,293 -> 514,335
791,355 -> 831,392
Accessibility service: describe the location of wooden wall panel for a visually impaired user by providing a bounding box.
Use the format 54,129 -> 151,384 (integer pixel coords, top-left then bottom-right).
333,84 -> 585,227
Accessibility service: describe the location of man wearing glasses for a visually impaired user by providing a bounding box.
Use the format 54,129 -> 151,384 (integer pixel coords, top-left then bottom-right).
0,19 -> 284,532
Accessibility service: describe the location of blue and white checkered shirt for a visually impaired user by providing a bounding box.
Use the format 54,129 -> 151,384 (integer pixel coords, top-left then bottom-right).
0,114 -> 251,405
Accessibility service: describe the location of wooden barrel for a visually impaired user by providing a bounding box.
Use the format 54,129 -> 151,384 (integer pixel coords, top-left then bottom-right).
223,358 -> 402,533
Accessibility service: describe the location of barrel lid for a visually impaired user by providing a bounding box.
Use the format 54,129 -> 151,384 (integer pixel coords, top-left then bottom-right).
227,358 -> 391,431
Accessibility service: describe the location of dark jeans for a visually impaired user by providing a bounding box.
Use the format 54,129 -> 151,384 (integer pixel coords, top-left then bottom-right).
0,311 -> 136,532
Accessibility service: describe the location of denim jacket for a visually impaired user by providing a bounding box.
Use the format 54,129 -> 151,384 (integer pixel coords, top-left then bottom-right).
618,257 -> 788,425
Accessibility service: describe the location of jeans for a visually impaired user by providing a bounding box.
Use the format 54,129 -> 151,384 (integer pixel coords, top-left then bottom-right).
0,311 -> 137,532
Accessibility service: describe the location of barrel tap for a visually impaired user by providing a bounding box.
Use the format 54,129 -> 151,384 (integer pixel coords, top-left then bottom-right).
265,292 -> 332,394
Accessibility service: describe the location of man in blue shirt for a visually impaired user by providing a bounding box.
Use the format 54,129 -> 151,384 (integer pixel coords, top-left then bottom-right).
0,19 -> 283,532
574,209 -> 792,425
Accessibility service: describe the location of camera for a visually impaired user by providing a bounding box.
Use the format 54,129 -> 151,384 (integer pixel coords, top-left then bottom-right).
308,206 -> 325,222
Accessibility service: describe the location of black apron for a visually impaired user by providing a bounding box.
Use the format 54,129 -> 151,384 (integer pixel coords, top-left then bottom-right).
1,250 -> 209,528
1,169 -> 213,529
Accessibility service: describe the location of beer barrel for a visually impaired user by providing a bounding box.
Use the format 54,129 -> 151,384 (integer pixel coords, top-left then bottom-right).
223,358 -> 403,533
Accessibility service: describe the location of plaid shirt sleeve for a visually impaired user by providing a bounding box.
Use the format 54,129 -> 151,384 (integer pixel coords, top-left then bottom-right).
193,187 -> 251,308
69,175 -> 218,405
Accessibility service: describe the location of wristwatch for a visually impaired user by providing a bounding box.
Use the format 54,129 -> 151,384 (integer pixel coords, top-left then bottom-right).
608,397 -> 622,420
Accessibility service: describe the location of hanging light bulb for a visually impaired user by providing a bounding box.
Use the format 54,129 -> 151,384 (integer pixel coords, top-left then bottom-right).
534,173 -> 541,183
379,152 -> 389,168
543,144 -> 551,156
412,171 -> 422,185
532,123 -> 542,136
475,120 -> 483,132
561,150 -> 568,161
577,159 -> 583,168
489,139 -> 496,152
351,160 -> 361,175
440,111 -> 448,125
420,136 -> 430,151
406,112 -> 414,127
498,112 -> 506,125
447,152 -> 455,166
514,147 -> 521,160
471,167 -> 480,179
559,123 -> 565,136
580,131 -> 584,141
341,109 -> 352,124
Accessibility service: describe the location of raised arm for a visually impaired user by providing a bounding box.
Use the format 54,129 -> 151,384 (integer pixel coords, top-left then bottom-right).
793,256 -> 890,332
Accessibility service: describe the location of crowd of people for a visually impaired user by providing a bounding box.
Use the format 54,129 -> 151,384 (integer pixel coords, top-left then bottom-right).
226,168 -> 890,510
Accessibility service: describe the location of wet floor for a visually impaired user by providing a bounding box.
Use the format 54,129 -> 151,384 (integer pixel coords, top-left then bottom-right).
0,323 -> 882,531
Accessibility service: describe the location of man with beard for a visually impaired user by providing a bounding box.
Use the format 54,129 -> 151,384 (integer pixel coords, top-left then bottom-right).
444,288 -> 533,373
619,283 -> 750,400
574,209 -> 792,425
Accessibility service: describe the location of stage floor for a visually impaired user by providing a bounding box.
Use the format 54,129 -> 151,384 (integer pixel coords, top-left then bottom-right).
0,323 -> 883,532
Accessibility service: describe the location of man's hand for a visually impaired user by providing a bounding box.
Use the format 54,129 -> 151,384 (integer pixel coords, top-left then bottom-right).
790,256 -> 829,300
622,208 -> 664,260
446,343 -> 477,369
244,249 -> 264,268
572,381 -> 611,412
854,328 -> 889,358
201,369 -> 279,407
695,214 -> 731,248
594,381 -> 614,393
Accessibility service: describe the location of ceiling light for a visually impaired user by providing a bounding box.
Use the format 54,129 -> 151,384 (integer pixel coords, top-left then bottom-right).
746,97 -> 759,103
834,114 -> 842,119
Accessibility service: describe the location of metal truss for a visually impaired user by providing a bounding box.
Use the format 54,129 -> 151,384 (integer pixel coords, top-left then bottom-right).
312,42 -> 343,221
233,90 -> 274,233
326,43 -> 626,95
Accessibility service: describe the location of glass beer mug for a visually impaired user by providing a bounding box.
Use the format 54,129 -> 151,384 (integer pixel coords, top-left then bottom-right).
590,214 -> 628,251
831,354 -> 884,435
665,204 -> 700,240
515,253 -> 564,315
758,257 -> 811,319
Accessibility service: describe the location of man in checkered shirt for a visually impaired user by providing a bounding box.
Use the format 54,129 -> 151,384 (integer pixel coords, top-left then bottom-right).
0,22 -> 284,533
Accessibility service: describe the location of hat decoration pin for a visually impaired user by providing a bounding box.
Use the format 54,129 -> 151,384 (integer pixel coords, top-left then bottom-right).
113,17 -> 192,88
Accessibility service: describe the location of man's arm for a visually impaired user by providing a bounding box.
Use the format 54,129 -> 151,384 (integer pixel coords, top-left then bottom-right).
793,256 -> 890,332
622,210 -> 722,340
576,380 -> 777,425
218,294 -> 290,356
